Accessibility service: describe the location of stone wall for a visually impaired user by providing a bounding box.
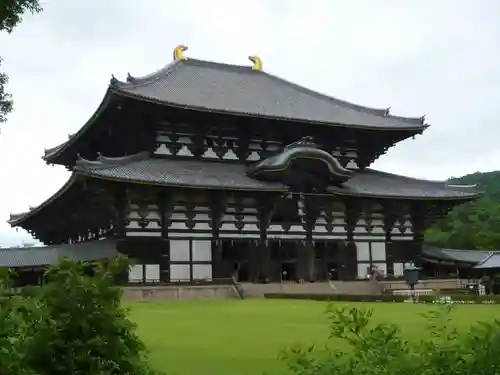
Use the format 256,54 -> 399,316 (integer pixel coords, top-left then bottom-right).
122,285 -> 239,301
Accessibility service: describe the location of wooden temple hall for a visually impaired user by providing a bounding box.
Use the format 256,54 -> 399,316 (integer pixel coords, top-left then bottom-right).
6,45 -> 481,285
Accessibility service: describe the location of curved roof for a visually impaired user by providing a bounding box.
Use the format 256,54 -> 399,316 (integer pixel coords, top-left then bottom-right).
43,56 -> 428,165
72,153 -> 481,200
42,91 -> 116,163
329,170 -> 482,200
112,58 -> 427,130
75,153 -> 287,192
10,150 -> 482,232
8,174 -> 79,227
247,137 -> 353,183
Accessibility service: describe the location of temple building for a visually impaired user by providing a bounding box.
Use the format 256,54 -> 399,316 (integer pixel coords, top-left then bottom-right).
7,45 -> 482,284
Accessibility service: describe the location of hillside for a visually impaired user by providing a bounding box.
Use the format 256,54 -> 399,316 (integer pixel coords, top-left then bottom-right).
424,171 -> 500,250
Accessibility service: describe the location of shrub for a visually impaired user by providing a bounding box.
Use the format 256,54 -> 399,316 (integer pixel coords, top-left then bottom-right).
276,304 -> 500,375
0,268 -> 38,375
0,256 -> 163,375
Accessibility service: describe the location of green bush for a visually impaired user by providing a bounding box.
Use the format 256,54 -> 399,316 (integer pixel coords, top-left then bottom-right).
277,305 -> 500,375
0,256 -> 163,375
0,268 -> 38,375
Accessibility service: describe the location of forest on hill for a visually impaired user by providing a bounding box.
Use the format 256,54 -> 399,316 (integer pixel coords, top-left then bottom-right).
424,171 -> 500,250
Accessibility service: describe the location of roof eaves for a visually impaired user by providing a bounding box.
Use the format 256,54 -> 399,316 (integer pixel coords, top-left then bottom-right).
474,252 -> 495,268
73,155 -> 483,200
75,151 -> 151,170
168,58 -> 428,127
109,57 -> 429,131
328,189 -> 482,201
0,239 -> 118,268
7,173 -> 80,227
112,89 -> 429,132
260,69 -> 427,127
75,169 -> 289,192
42,90 -> 117,163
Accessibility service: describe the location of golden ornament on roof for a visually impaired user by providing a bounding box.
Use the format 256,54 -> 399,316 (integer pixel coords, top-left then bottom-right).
173,45 -> 188,61
248,55 -> 263,71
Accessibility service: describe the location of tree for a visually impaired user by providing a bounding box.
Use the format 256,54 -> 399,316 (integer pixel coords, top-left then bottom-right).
425,171 -> 500,250
0,0 -> 42,123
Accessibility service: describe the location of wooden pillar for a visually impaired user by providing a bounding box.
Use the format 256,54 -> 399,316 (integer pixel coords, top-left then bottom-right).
112,185 -> 129,238
304,232 -> 315,282
209,191 -> 227,279
344,198 -> 361,280
298,194 -> 322,282
158,190 -> 172,239
257,195 -> 276,283
158,190 -> 172,282
410,202 -> 427,267
382,201 -> 397,244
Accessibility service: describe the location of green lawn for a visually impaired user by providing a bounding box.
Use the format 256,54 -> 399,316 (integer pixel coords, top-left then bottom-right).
129,300 -> 500,375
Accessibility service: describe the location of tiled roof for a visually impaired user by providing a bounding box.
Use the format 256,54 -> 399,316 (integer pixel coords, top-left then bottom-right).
421,246 -> 492,264
475,253 -> 500,269
75,153 -> 287,192
112,58 -> 426,130
74,154 -> 482,200
332,170 -> 481,200
9,154 -> 482,231
43,56 -> 428,165
0,239 -> 117,268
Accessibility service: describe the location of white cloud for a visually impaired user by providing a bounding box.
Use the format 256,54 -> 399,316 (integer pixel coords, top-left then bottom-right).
0,0 -> 499,244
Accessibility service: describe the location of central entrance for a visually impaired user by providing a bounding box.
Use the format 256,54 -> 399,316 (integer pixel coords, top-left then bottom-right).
270,240 -> 299,282
216,238 -> 349,282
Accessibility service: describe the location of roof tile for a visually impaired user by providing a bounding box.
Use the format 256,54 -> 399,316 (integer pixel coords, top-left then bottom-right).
422,246 -> 491,264
75,155 -> 481,199
113,59 -> 426,129
0,239 -> 117,267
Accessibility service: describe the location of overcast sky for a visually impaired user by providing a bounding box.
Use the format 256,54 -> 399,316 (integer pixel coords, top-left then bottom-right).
0,0 -> 498,246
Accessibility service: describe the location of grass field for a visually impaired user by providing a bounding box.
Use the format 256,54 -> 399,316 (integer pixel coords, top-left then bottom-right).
129,300 -> 500,375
